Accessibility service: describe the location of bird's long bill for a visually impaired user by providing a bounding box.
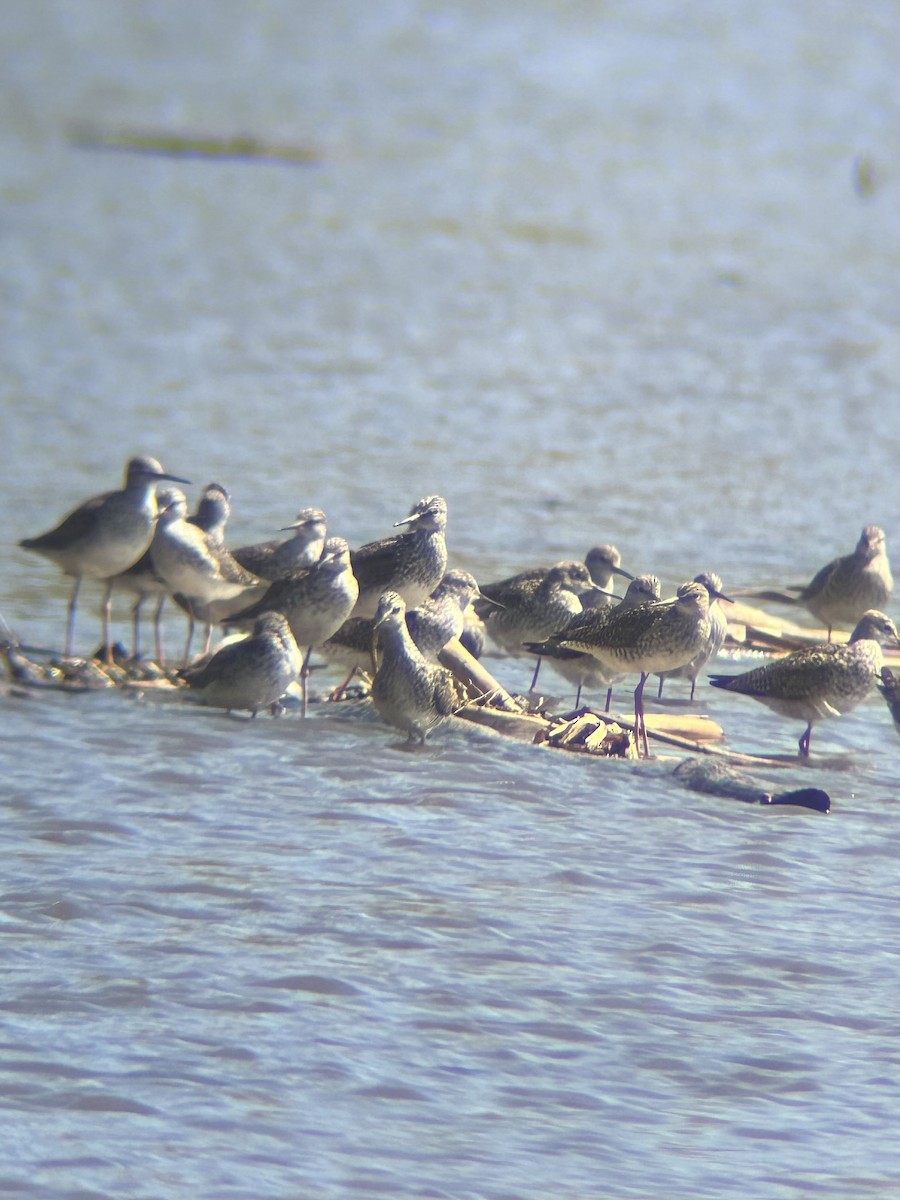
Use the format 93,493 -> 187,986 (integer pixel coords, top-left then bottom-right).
612,566 -> 635,581
591,585 -> 623,601
157,471 -> 192,485
475,591 -> 504,609
711,586 -> 736,603
393,513 -> 419,528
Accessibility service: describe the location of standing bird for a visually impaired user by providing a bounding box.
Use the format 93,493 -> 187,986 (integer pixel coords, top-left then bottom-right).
350,496 -> 448,618
748,525 -> 892,641
319,568 -> 482,697
118,482 -> 237,663
481,561 -> 610,692
18,455 -> 189,660
181,612 -> 302,716
459,608 -> 486,660
225,536 -> 359,714
583,543 -> 635,598
551,581 -> 713,757
109,485 -> 184,662
656,571 -> 732,700
230,507 -> 328,581
187,482 -> 231,545
151,490 -> 263,663
474,543 -> 632,620
528,574 -> 661,709
370,591 -> 458,743
876,666 -> 900,737
404,568 -> 484,661
319,615 -> 382,695
709,610 -> 900,758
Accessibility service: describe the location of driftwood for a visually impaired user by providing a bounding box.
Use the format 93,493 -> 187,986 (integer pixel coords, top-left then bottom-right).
2,629 -> 832,810
723,598 -> 900,662
438,637 -> 521,712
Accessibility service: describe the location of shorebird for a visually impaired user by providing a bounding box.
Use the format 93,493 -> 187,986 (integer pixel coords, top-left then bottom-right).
709,610 -> 900,758
656,571 -> 732,700
404,568 -> 484,660
170,483 -> 277,629
481,560 -> 609,691
351,496 -> 448,618
748,525 -> 893,640
474,543 -> 632,620
151,490 -> 263,663
319,568 -> 483,697
460,609 -> 486,660
583,543 -> 635,597
111,548 -> 167,662
370,591 -> 459,743
109,485 -> 185,662
118,482 -> 245,663
225,536 -> 359,714
528,574 -> 661,708
230,507 -> 327,581
319,615 -> 380,695
877,666 -> 900,737
18,455 -> 189,659
550,580 -> 713,756
181,612 -> 302,715
187,481 -> 231,546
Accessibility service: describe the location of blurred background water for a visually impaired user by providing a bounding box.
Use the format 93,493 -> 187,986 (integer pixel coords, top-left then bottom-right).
2,2 -> 900,1197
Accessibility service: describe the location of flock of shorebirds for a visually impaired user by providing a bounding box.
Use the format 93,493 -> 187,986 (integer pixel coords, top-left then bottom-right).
12,454 -> 900,760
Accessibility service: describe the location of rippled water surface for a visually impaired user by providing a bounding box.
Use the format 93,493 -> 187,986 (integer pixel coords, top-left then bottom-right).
3,2 -> 900,1197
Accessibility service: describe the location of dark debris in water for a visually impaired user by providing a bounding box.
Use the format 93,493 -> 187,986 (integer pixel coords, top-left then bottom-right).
673,757 -> 830,813
1,638 -> 186,694
1,637 -> 830,813
535,708 -> 637,758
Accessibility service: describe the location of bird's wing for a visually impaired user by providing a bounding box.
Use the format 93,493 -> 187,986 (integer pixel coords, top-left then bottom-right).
432,668 -> 459,717
800,556 -> 839,601
351,534 -> 409,591
20,491 -> 113,551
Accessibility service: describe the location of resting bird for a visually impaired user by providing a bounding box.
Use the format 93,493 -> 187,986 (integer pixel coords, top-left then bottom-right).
369,591 -> 459,744
151,489 -> 263,663
224,537 -> 359,715
109,485 -> 187,663
319,569 -> 482,698
181,612 -> 302,715
474,542 -> 632,620
230,507 -> 328,581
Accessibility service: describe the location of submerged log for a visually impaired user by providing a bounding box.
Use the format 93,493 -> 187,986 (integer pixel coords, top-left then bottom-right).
0,628 -> 831,809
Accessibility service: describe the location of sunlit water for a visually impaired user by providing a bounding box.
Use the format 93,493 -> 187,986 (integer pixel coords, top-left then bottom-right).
3,2 -> 900,1197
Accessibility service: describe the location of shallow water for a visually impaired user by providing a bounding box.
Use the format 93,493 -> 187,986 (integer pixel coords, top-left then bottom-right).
3,2 -> 900,1197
